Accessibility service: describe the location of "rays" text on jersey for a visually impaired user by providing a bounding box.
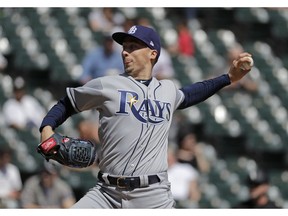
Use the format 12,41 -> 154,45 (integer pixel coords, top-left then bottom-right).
116,90 -> 171,124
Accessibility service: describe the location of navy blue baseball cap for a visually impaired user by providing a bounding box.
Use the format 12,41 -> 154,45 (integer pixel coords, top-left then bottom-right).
112,25 -> 161,61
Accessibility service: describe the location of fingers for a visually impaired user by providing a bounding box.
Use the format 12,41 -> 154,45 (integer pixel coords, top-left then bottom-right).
235,53 -> 254,70
228,52 -> 253,83
238,52 -> 252,58
232,53 -> 252,66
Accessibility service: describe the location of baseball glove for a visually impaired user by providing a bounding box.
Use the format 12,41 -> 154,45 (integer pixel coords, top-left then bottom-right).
37,133 -> 97,168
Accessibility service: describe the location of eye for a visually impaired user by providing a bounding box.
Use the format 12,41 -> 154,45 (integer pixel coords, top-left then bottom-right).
123,43 -> 137,52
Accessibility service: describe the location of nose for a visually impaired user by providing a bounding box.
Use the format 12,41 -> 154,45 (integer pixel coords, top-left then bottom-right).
122,50 -> 130,59
122,49 -> 129,56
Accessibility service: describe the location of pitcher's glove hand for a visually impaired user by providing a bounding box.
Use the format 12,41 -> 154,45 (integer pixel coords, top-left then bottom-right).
37,133 -> 97,168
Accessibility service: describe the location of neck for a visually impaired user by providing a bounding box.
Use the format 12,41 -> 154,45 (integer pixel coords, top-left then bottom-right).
125,72 -> 152,81
136,77 -> 152,81
135,78 -> 152,86
124,64 -> 153,80
131,70 -> 152,80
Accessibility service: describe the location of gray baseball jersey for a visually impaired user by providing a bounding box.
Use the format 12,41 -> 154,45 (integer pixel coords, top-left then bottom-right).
66,73 -> 184,177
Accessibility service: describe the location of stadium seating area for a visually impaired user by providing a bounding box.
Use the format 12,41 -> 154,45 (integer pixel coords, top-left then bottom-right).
1,7 -> 288,208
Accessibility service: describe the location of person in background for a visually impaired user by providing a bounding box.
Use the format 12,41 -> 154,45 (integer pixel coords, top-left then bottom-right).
176,130 -> 213,174
168,19 -> 195,57
20,161 -> 76,208
78,34 -> 123,84
152,46 -> 176,81
88,8 -> 125,34
234,169 -> 281,208
167,147 -> 201,208
176,20 -> 195,57
2,76 -> 46,131
77,119 -> 100,147
0,146 -> 22,208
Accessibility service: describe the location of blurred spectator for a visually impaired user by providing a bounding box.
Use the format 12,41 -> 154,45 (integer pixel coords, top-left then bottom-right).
2,76 -> 46,130
152,46 -> 176,80
177,20 -> 195,56
167,147 -> 201,208
77,119 -> 100,146
212,43 -> 258,92
88,8 -> 125,33
20,161 -> 76,208
78,34 -> 123,84
122,18 -> 137,32
165,8 -> 197,22
184,8 -> 198,20
176,130 -> 214,174
136,17 -> 152,28
168,19 -> 195,57
234,169 -> 281,208
0,146 -> 22,208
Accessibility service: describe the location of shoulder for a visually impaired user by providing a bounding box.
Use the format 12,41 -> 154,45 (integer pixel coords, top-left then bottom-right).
89,75 -> 127,86
87,47 -> 101,55
99,74 -> 142,87
23,175 -> 40,186
174,163 -> 199,178
80,76 -> 119,90
156,78 -> 178,88
157,79 -> 183,98
25,95 -> 40,101
6,163 -> 20,173
3,98 -> 17,107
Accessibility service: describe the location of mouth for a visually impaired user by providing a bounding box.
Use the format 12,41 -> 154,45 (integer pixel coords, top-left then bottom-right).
124,58 -> 132,65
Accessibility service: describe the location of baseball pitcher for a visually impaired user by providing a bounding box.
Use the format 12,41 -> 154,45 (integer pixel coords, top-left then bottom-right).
38,25 -> 253,208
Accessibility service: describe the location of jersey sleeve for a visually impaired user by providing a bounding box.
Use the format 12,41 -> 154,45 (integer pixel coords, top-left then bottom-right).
66,78 -> 106,112
160,79 -> 185,112
175,88 -> 185,111
177,74 -> 231,109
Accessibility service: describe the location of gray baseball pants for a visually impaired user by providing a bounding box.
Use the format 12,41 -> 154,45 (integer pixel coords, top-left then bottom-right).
71,172 -> 175,208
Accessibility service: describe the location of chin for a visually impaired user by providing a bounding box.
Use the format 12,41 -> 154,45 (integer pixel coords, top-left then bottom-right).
124,68 -> 132,75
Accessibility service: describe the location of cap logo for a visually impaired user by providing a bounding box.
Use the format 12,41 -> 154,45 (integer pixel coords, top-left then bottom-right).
150,41 -> 154,47
128,26 -> 137,35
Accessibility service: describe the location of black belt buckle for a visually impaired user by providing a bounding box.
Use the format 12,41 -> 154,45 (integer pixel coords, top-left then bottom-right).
117,177 -> 130,189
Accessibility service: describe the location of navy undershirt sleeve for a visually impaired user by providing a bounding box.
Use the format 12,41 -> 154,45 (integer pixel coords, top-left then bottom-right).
178,74 -> 231,109
39,96 -> 77,132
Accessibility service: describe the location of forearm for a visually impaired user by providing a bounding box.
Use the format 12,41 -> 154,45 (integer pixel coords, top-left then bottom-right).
178,74 -> 231,109
195,155 -> 210,173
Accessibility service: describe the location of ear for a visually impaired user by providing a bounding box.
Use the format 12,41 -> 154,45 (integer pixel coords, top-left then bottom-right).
150,50 -> 158,62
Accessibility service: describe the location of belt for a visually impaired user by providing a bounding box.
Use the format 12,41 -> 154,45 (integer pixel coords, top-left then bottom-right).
97,172 -> 160,189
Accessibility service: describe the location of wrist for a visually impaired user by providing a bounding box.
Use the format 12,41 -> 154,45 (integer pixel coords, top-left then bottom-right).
41,126 -> 54,142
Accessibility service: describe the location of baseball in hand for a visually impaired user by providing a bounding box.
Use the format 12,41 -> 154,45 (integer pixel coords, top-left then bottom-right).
240,56 -> 254,70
